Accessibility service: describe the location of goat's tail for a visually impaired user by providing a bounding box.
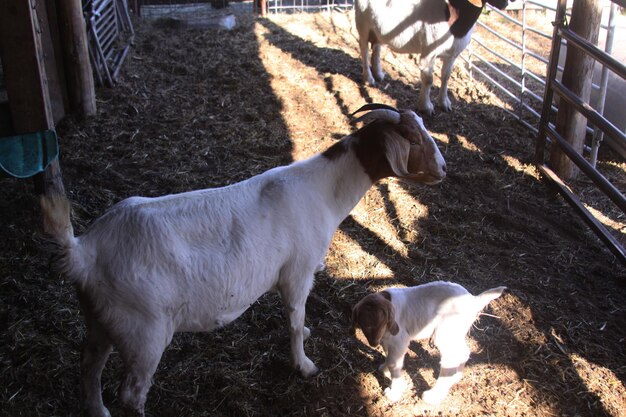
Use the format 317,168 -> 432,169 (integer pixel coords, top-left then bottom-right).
475,286 -> 507,310
40,192 -> 82,281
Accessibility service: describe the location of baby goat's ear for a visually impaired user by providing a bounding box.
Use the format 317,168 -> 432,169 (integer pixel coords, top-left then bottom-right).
386,301 -> 400,336
350,304 -> 359,335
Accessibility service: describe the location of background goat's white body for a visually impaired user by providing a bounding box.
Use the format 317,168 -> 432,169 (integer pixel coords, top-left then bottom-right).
355,0 -> 509,114
41,106 -> 446,417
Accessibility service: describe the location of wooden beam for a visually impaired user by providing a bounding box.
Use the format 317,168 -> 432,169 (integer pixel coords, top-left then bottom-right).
549,0 -> 602,181
0,0 -> 65,195
0,1 -> 55,131
55,0 -> 96,118
37,0 -> 67,124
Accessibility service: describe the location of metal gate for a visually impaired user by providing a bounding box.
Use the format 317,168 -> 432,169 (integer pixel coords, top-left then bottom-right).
535,0 -> 626,264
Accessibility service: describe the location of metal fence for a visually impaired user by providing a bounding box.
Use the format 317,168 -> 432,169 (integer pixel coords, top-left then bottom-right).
463,0 -> 624,163
264,0 -> 353,13
535,0 -> 625,264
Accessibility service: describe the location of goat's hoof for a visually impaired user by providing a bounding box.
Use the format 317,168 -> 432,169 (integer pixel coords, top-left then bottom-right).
374,71 -> 385,82
297,358 -> 319,377
439,98 -> 452,112
384,386 -> 403,402
418,102 -> 435,116
86,407 -> 111,417
422,388 -> 447,405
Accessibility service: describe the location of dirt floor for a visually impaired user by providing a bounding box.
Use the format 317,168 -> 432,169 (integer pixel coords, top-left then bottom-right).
1,9 -> 625,417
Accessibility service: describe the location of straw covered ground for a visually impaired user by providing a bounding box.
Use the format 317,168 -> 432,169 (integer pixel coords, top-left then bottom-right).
1,9 -> 625,417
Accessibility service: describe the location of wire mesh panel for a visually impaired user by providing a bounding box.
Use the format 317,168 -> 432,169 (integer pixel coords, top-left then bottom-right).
461,0 -> 623,160
265,0 -> 353,13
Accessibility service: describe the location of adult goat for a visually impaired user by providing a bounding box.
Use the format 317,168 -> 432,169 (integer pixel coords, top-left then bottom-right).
40,103 -> 446,417
355,0 -> 511,115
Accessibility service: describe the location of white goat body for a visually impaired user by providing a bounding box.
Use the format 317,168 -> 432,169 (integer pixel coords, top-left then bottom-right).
351,281 -> 506,404
41,104 -> 446,417
355,0 -> 510,114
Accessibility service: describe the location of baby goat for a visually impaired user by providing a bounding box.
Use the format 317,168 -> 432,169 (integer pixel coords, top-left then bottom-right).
40,103 -> 446,417
352,281 -> 505,404
355,0 -> 511,115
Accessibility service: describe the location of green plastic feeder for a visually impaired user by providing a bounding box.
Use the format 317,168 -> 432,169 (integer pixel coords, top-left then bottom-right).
0,130 -> 59,178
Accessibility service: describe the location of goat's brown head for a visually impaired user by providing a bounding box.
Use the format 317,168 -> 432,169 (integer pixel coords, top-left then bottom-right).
350,103 -> 446,185
351,291 -> 400,347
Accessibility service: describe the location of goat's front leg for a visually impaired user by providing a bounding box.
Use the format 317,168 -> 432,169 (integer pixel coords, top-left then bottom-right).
358,34 -> 376,85
418,57 -> 436,116
381,336 -> 410,402
371,43 -> 385,82
437,55 -> 456,112
280,275 -> 318,377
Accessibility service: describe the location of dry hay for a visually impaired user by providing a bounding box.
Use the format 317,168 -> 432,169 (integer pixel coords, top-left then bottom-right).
1,10 -> 625,417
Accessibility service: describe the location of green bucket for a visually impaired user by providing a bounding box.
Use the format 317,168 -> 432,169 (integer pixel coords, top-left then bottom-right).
0,130 -> 59,178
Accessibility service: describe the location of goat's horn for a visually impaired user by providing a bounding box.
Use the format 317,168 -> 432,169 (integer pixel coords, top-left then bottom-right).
351,109 -> 401,125
350,103 -> 400,118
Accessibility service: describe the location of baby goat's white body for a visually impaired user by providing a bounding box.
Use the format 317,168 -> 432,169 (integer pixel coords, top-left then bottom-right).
355,0 -> 510,114
353,281 -> 505,404
41,106 -> 446,417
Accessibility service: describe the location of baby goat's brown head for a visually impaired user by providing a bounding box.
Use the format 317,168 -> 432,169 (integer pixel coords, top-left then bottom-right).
349,104 -> 446,186
351,291 -> 400,347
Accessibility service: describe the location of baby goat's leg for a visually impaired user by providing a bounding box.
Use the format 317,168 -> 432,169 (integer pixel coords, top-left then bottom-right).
423,339 -> 470,404
382,336 -> 410,402
117,321 -> 172,417
81,319 -> 113,417
279,273 -> 318,377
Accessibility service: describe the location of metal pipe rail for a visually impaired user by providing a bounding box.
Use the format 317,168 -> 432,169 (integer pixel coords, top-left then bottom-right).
535,0 -> 626,265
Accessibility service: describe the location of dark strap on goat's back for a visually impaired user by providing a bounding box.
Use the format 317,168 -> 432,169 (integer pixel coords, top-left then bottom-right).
447,0 -> 484,38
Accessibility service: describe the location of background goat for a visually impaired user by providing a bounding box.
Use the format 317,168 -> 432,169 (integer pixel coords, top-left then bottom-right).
352,281 -> 506,404
40,103 -> 446,417
355,0 -> 511,115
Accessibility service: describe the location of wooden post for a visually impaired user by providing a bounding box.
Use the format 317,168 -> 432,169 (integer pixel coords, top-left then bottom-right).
0,0 -> 65,195
55,0 -> 97,118
549,0 -> 602,180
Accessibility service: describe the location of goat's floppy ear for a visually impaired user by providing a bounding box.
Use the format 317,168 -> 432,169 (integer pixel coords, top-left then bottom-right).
386,301 -> 400,336
350,304 -> 359,335
384,132 -> 411,177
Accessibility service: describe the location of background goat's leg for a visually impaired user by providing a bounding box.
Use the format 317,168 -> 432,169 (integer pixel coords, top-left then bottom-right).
371,43 -> 384,82
438,55 -> 457,112
418,57 -> 436,115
